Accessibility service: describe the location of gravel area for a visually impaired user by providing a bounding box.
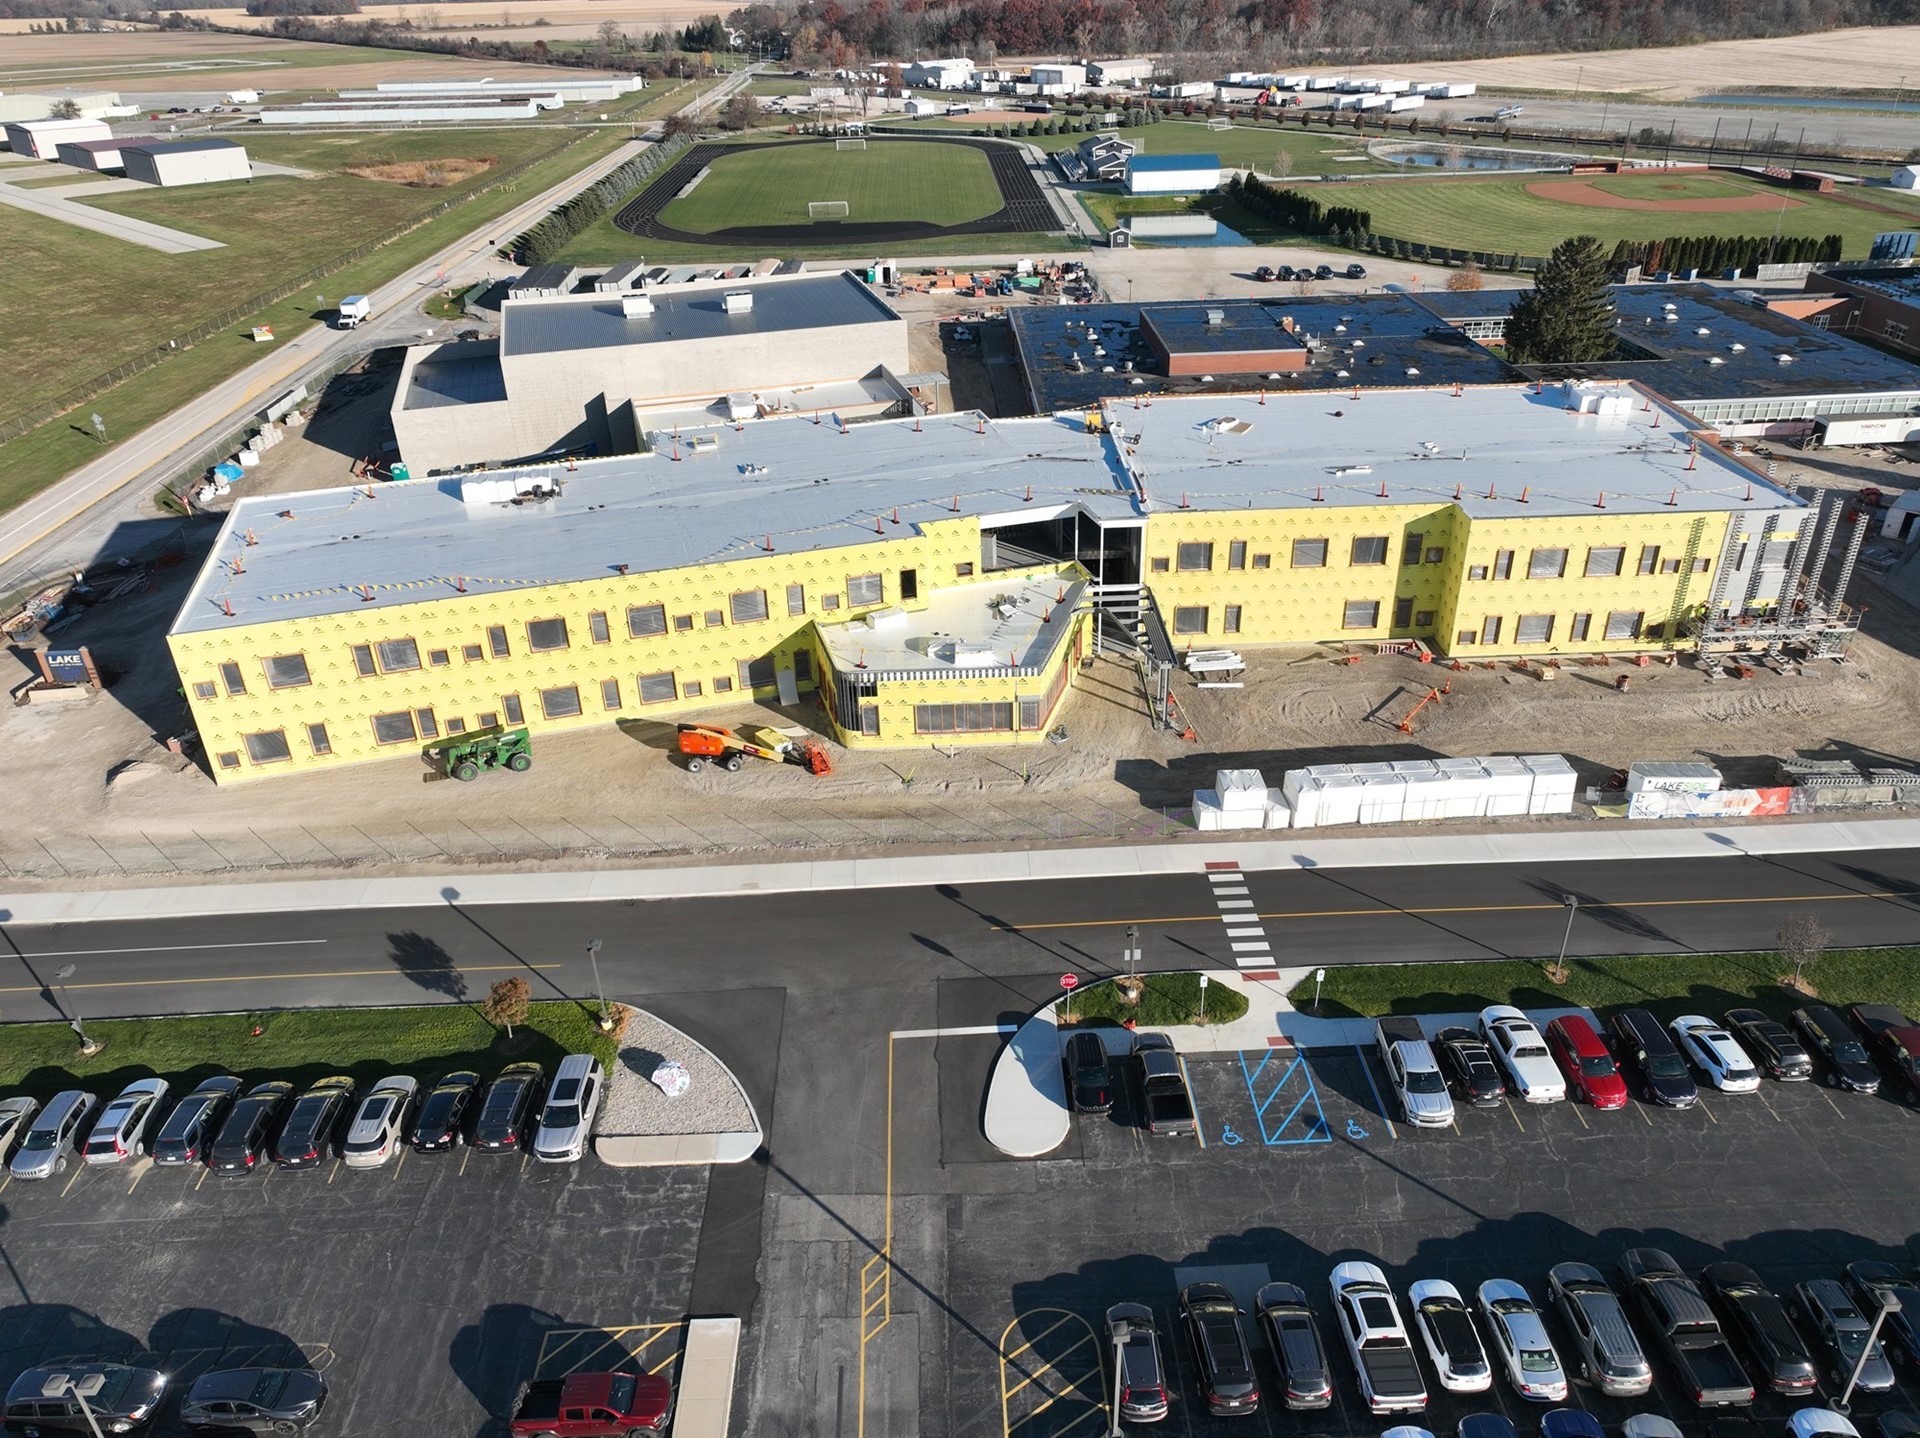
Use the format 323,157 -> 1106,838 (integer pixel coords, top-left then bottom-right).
597,1006 -> 756,1138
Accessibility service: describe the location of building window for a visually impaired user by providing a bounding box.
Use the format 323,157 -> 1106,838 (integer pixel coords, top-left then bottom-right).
478,711 -> 498,730
1493,550 -> 1514,580
638,672 -> 677,704
901,569 -> 919,601
1223,605 -> 1242,633
1343,599 -> 1381,629
1528,548 -> 1568,579
730,589 -> 769,624
218,661 -> 246,695
1637,545 -> 1661,575
1604,610 -> 1644,641
915,702 -> 1014,733
820,595 -> 840,612
463,643 -> 484,662
1177,542 -> 1214,571
217,751 -> 240,770
263,654 -> 309,689
1661,559 -> 1682,575
1150,556 -> 1170,573
377,638 -> 422,672
588,611 -> 610,644
1887,319 -> 1909,344
1457,629 -> 1476,646
487,625 -> 510,659
416,707 -> 438,739
714,676 -> 734,693
429,649 -> 450,667
307,723 -> 331,756
1173,605 -> 1209,635
601,679 -> 622,710
1228,540 -> 1247,570
1351,536 -> 1388,566
682,681 -> 702,698
1292,538 -> 1328,568
1571,613 -> 1592,642
540,685 -> 582,719
1392,597 -> 1414,627
193,681 -> 217,700
955,563 -> 975,578
1481,615 -> 1503,645
628,603 -> 667,637
848,574 -> 884,606
1414,609 -> 1434,627
1252,553 -> 1271,569
1585,546 -> 1625,578
795,651 -> 814,682
1424,547 -> 1445,565
740,655 -> 776,690
1402,533 -> 1425,566
1516,613 -> 1555,644
371,711 -> 417,745
527,618 -> 569,652
445,718 -> 466,735
1693,557 -> 1711,573
351,645 -> 376,677
502,694 -> 524,725
1019,695 -> 1043,730
861,705 -> 880,736
788,583 -> 808,616
1468,565 -> 1488,581
244,729 -> 290,764
704,609 -> 725,628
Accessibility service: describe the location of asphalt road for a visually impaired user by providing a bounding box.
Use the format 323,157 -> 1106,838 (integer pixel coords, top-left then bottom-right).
6,843 -> 1918,1022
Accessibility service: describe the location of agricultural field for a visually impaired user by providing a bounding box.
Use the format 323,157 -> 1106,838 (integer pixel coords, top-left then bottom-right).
1285,168 -> 1920,256
658,139 -> 1004,231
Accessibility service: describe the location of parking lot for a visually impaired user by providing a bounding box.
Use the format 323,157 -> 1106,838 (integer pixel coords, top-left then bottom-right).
945,1030 -> 1920,1438
0,1144 -> 707,1435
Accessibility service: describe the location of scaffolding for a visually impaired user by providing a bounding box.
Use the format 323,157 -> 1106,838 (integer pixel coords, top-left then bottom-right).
1686,493 -> 1866,666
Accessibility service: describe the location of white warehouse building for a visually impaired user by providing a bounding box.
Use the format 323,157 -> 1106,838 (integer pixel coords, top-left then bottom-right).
122,138 -> 251,187
903,58 -> 975,90
1123,152 -> 1222,195
5,116 -> 111,159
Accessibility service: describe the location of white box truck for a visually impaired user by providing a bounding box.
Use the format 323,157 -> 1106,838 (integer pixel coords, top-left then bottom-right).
337,295 -> 372,329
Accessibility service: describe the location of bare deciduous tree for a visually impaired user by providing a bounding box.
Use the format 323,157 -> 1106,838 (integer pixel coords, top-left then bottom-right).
1778,912 -> 1828,994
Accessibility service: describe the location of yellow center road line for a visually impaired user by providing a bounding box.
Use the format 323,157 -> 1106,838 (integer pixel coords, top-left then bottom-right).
0,962 -> 561,996
10,939 -> 329,958
989,886 -> 1920,932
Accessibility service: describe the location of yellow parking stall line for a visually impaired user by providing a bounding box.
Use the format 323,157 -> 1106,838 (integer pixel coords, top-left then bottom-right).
194,1165 -> 210,1191
1636,1102 -> 1652,1126
1509,1104 -> 1525,1132
998,1310 -> 1108,1438
1572,1105 -> 1590,1130
0,1174 -> 10,1196
1000,1331 -> 1098,1405
327,1160 -> 340,1184
1754,1091 -> 1785,1123
60,1165 -> 84,1197
392,1146 -> 408,1180
459,1148 -> 471,1178
1698,1098 -> 1718,1124
1000,1312 -> 1082,1367
1820,1090 -> 1845,1118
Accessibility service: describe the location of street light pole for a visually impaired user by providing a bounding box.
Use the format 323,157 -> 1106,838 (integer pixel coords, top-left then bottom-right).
52,964 -> 100,1056
1124,924 -> 1139,982
1556,896 -> 1579,975
1833,1289 -> 1900,1415
584,938 -> 611,1031
43,1374 -> 107,1438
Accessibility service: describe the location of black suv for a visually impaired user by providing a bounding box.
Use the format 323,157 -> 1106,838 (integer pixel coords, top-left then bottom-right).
1609,1008 -> 1699,1107
1722,1010 -> 1812,1081
1701,1261 -> 1817,1394
1792,1004 -> 1880,1092
1063,1030 -> 1113,1116
210,1081 -> 294,1176
1434,1027 -> 1506,1105
1255,1282 -> 1333,1409
273,1077 -> 356,1170
1180,1282 -> 1260,1416
152,1075 -> 241,1166
410,1071 -> 481,1151
473,1062 -> 546,1152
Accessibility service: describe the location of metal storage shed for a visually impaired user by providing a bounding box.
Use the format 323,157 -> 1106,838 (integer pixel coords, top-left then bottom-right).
4,117 -> 112,159
121,138 -> 251,187
54,134 -> 160,172
1123,152 -> 1222,195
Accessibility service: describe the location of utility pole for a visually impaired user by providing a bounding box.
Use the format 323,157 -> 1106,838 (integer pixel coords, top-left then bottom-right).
1555,896 -> 1579,976
52,964 -> 100,1056
1833,1289 -> 1900,1415
585,937 -> 611,1030
42,1374 -> 107,1438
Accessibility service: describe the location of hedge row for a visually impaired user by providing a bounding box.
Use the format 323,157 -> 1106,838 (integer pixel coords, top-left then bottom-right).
1226,173 -> 1370,238
1607,232 -> 1843,276
508,135 -> 691,264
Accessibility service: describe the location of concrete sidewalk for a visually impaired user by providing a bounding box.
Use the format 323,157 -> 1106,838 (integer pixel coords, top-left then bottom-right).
7,815 -> 1920,924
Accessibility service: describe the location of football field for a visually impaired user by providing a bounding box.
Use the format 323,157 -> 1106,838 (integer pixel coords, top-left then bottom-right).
657,139 -> 1004,231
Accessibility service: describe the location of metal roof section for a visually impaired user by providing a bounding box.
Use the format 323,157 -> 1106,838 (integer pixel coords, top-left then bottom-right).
123,137 -> 244,156
1110,385 -> 1804,519
60,135 -> 158,153
499,270 -> 901,359
1126,152 -> 1221,172
170,411 -> 1127,636
817,568 -> 1086,680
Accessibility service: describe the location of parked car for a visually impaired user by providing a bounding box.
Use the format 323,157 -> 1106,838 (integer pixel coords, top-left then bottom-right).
1433,1028 -> 1505,1106
1877,1415 -> 1920,1438
3,1362 -> 167,1434
473,1063 -> 546,1153
1546,1261 -> 1653,1397
1254,265 -> 1277,282
1063,1030 -> 1113,1116
1671,1016 -> 1761,1092
1542,1411 -> 1606,1438
1131,1032 -> 1196,1137
1722,1010 -> 1812,1081
1409,1280 -> 1492,1393
1848,1004 -> 1920,1104
0,1096 -> 41,1166
1610,1008 -> 1699,1107
1479,1006 -> 1566,1103
1331,1261 -> 1428,1413
1460,1415 -> 1521,1438
1793,1005 -> 1881,1092
1254,1282 -> 1333,1409
82,1078 -> 170,1165
9,1089 -> 97,1181
1314,263 -> 1334,279
1377,1018 -> 1456,1127
1843,1262 -> 1920,1368
1179,1281 -> 1261,1416
274,1076 -> 356,1169
1544,1016 -> 1628,1109
1275,264 -> 1296,281
508,1371 -> 671,1436
1623,1418 -> 1684,1438
411,1070 -> 481,1151
1618,1247 -> 1754,1408
1106,1302 -> 1170,1424
533,1054 -> 605,1163
178,1367 -> 327,1434
1794,1279 -> 1896,1391
1476,1279 -> 1568,1402
210,1080 -> 294,1176
1790,1414 -> 1862,1438
1700,1261 -> 1818,1395
1346,263 -> 1369,279
152,1075 -> 241,1166
341,1076 -> 418,1170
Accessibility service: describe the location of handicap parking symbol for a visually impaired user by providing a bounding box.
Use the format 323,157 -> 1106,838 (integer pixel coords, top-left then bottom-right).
1219,1124 -> 1244,1146
1345,1117 -> 1370,1141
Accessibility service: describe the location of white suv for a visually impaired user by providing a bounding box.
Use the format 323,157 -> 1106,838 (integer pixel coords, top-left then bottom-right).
533,1054 -> 605,1163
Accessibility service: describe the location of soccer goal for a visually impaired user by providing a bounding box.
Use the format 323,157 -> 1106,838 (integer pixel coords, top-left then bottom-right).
808,200 -> 851,219
1206,115 -> 1233,131
835,136 -> 868,150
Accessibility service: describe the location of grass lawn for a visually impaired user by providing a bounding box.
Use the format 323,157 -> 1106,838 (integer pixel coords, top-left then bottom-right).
659,139 -> 1004,231
1030,119 -> 1398,176
1292,947 -> 1920,1024
1284,170 -> 1912,258
1056,972 -> 1252,1027
746,77 -> 817,97
0,1000 -> 618,1106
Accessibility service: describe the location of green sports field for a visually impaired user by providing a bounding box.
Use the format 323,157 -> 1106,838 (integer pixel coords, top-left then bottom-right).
658,140 -> 1004,231
1283,170 -> 1920,257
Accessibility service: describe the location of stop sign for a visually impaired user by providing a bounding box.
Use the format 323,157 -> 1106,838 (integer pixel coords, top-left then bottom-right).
1060,973 -> 1079,991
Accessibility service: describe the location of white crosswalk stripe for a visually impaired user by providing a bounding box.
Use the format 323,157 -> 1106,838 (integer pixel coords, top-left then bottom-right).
1202,863 -> 1274,970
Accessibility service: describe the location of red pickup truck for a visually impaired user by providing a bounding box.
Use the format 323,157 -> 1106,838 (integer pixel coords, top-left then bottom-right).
509,1372 -> 673,1437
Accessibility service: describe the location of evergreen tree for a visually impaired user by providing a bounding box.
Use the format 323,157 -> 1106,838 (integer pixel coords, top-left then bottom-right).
1505,234 -> 1615,365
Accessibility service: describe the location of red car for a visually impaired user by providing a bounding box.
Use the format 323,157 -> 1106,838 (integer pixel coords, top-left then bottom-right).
1545,1016 -> 1629,1109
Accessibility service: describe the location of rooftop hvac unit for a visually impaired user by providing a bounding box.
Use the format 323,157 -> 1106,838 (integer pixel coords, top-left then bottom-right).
688,433 -> 719,453
722,290 -> 754,313
1204,307 -> 1225,325
622,293 -> 654,317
